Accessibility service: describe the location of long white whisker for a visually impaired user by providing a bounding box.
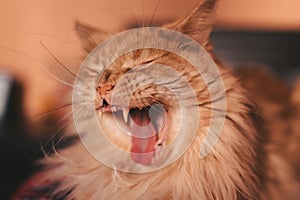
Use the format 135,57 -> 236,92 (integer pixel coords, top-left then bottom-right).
40,110 -> 74,154
33,100 -> 86,122
40,120 -> 70,157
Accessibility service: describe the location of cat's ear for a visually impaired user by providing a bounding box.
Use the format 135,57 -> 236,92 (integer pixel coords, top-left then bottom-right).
75,21 -> 109,52
165,0 -> 218,46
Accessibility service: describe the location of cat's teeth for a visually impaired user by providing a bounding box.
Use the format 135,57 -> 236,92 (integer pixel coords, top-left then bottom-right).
112,106 -> 117,112
122,108 -> 129,123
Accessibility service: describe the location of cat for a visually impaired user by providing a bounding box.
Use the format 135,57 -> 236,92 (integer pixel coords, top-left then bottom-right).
12,0 -> 300,199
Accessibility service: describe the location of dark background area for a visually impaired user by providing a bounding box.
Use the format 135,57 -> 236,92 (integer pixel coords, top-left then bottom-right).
0,79 -> 69,199
212,30 -> 300,82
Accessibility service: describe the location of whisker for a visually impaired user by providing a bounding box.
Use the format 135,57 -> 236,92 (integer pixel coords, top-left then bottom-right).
0,46 -> 75,88
40,142 -> 49,158
50,129 -> 77,165
142,0 -> 145,28
32,121 -> 71,160
40,124 -> 68,158
51,133 -> 65,158
39,108 -> 73,155
53,131 -> 68,148
39,41 -> 85,83
24,32 -> 90,54
149,0 -> 162,26
33,100 -> 86,121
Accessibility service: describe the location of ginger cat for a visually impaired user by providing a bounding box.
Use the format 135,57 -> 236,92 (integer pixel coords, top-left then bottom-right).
13,0 -> 299,199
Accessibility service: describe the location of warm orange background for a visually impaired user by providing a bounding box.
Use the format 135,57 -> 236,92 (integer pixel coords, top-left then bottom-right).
1,0 -> 300,119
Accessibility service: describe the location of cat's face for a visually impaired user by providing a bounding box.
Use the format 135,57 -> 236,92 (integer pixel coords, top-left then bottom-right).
74,0 -> 219,168
95,48 -> 208,166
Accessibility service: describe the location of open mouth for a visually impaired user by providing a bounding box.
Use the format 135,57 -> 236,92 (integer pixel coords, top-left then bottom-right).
96,100 -> 167,166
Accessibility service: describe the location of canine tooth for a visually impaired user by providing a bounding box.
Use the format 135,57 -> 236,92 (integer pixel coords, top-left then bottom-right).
122,108 -> 129,123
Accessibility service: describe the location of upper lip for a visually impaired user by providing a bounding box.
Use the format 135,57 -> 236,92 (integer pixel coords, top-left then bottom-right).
96,103 -> 130,123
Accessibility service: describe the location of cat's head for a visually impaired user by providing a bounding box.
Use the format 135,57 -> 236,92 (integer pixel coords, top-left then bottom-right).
74,0 -> 220,168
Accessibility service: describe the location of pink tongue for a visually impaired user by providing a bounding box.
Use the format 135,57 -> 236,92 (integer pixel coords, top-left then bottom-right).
129,109 -> 157,166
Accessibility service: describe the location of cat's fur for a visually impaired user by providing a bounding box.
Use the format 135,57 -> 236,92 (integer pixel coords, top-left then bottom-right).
13,0 -> 300,199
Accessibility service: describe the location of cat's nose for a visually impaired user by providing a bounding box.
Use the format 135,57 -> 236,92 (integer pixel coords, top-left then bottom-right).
97,84 -> 114,104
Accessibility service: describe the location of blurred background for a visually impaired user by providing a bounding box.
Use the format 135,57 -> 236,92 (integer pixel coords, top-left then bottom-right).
0,0 -> 300,199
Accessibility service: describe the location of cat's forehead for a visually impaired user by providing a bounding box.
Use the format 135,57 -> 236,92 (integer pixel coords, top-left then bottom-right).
113,49 -> 166,67
96,49 -> 163,85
